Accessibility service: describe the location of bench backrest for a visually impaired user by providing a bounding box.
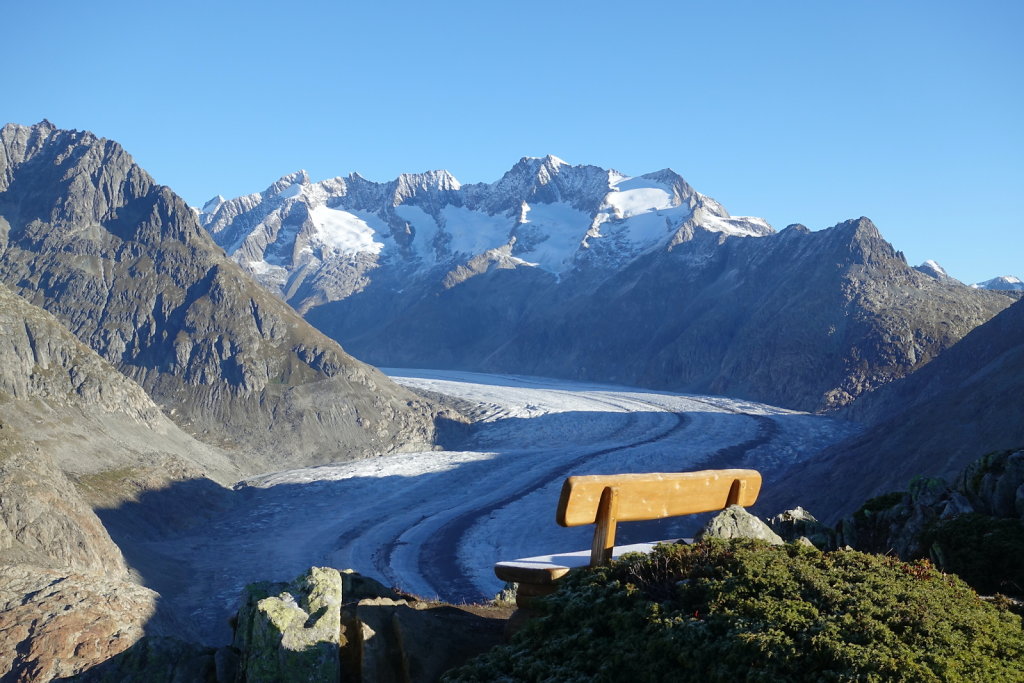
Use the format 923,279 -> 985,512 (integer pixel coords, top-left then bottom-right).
556,469 -> 762,527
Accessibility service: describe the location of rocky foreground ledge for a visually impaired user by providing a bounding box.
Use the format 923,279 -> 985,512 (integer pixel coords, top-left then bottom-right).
58,567 -> 507,682
4,448 -> 1021,681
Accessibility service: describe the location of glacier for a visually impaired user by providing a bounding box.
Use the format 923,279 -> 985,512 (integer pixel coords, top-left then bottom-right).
142,370 -> 859,644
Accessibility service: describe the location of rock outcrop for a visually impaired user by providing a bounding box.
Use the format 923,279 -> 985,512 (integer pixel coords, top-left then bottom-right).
229,567 -> 505,683
67,567 -> 507,682
835,449 -> 1024,597
0,121 -> 442,474
768,507 -> 836,549
0,565 -> 161,682
696,505 -> 784,545
233,567 -> 346,682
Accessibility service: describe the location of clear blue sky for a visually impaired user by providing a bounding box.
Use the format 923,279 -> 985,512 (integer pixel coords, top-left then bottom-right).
5,0 -> 1021,283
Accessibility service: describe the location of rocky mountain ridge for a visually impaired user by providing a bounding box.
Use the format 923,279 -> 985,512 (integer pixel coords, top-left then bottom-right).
206,157 -> 1012,412
763,296 -> 1024,522
0,121 -> 444,474
200,156 -> 772,313
0,281 -> 240,680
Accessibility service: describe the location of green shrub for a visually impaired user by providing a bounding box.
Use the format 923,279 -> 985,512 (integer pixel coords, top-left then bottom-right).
445,540 -> 1024,682
925,513 -> 1024,598
855,491 -> 906,517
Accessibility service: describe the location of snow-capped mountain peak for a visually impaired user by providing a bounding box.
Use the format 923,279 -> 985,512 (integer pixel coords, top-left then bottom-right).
201,194 -> 226,214
971,275 -> 1024,291
519,154 -> 569,176
914,259 -> 957,283
200,157 -> 776,310
392,169 -> 462,205
267,170 -> 310,197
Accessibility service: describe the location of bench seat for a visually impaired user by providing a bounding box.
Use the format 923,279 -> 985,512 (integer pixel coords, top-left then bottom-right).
495,539 -> 692,586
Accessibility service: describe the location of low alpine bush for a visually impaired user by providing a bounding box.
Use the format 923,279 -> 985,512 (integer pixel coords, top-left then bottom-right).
445,539 -> 1024,682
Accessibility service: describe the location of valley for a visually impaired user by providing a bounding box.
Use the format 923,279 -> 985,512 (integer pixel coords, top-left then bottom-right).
136,370 -> 858,645
1,120 -> 1020,679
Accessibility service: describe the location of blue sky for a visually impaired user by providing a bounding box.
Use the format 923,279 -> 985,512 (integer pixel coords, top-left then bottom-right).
5,0 -> 1021,283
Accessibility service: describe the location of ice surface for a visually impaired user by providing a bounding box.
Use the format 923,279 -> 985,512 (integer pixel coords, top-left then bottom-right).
440,205 -> 515,257
516,202 -> 593,272
606,176 -> 675,217
307,205 -> 386,256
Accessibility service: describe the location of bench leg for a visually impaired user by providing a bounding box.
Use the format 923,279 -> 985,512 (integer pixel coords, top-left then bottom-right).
726,477 -> 748,506
589,486 -> 619,567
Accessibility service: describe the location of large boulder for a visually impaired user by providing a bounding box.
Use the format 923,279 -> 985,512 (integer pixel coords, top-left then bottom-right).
768,506 -> 836,549
229,567 -> 506,682
232,567 -> 345,682
696,505 -> 783,545
350,597 -> 504,683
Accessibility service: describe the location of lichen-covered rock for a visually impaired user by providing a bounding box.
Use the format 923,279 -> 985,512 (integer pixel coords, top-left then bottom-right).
696,505 -> 783,545
232,567 -> 345,682
0,565 -> 159,681
955,449 -> 1024,520
228,567 -> 506,683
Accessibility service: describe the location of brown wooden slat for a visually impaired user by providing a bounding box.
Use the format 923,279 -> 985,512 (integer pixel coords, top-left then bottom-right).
556,469 -> 762,527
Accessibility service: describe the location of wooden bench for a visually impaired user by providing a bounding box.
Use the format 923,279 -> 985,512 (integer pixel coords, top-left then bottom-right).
494,469 -> 762,607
